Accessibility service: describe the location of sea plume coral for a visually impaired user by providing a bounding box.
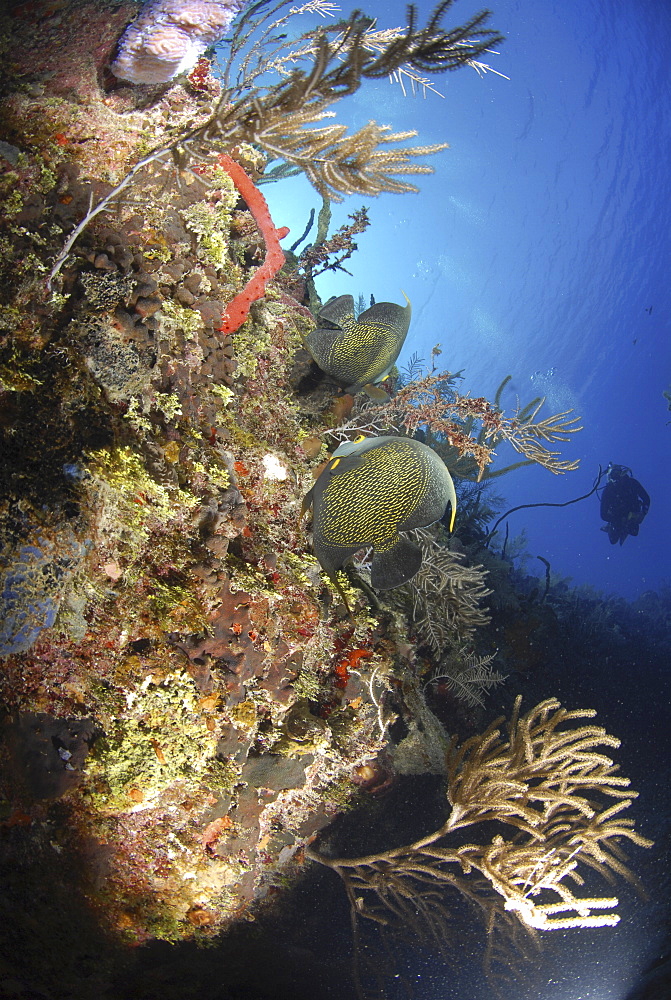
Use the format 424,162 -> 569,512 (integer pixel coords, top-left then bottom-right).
110,0 -> 245,84
308,696 -> 653,991
425,647 -> 505,708
406,527 -> 492,648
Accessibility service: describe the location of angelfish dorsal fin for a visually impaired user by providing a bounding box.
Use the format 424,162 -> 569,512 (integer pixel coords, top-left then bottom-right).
317,295 -> 355,329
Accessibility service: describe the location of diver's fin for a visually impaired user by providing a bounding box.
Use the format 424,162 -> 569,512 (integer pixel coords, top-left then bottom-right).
370,537 -> 422,590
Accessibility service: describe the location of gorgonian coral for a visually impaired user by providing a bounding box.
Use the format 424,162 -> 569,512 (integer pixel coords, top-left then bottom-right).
110,0 -> 245,84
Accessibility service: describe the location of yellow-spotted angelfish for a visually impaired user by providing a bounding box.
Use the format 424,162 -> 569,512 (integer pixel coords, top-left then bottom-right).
305,293 -> 412,398
302,435 -> 457,597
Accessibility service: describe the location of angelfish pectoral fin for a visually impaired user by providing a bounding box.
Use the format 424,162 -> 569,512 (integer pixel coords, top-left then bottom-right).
361,383 -> 390,401
446,471 -> 457,533
370,537 -> 423,590
300,486 -> 315,520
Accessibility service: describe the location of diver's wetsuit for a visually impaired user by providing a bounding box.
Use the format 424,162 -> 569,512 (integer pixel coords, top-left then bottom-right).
600,476 -> 650,545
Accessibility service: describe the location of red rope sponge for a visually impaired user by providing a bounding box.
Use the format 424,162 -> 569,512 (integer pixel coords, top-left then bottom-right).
217,154 -> 289,335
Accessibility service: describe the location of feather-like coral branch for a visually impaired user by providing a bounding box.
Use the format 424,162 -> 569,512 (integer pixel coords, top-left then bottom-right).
329,372 -> 581,479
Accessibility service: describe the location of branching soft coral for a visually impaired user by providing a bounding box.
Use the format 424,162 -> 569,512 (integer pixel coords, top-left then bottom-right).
48,2 -> 503,284
393,375 -> 582,477
297,205 -> 370,279
406,526 -> 492,648
308,696 -> 652,990
330,372 -> 582,479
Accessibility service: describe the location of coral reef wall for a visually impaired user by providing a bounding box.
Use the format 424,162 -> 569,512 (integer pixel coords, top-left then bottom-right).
0,0 -> 401,960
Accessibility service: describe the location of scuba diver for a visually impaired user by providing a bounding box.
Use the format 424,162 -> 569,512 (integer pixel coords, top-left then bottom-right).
598,464 -> 650,545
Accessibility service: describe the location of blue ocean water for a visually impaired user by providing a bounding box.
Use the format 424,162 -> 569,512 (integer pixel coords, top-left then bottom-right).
264,0 -> 671,602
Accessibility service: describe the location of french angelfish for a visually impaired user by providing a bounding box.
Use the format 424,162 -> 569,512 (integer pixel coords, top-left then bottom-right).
304,293 -> 412,396
302,435 -> 457,594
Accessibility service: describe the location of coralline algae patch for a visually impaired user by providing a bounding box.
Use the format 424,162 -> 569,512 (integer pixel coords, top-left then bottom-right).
0,528 -> 87,657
